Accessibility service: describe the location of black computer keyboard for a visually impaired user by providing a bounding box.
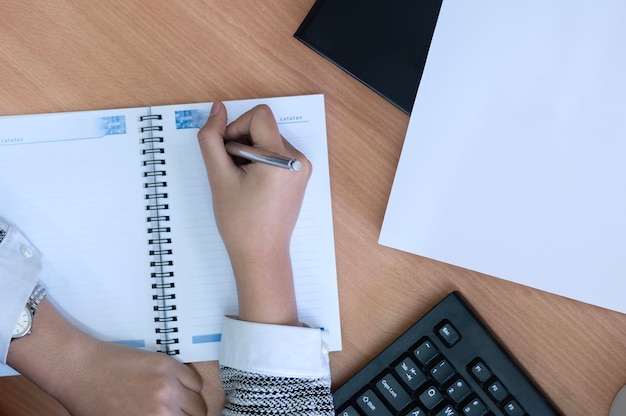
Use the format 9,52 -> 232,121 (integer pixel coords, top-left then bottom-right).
333,292 -> 561,416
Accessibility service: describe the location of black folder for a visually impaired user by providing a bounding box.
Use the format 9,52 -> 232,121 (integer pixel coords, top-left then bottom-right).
295,0 -> 443,114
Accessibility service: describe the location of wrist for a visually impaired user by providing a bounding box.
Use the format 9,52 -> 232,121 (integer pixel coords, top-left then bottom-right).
11,283 -> 47,340
7,299 -> 96,399
230,250 -> 299,326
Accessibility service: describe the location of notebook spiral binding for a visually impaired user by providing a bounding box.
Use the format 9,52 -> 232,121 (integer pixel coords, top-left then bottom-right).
140,112 -> 180,356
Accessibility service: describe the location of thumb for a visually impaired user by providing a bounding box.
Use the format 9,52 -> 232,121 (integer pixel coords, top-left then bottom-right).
197,101 -> 233,180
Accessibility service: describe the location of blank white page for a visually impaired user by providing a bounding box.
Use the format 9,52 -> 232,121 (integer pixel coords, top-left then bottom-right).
380,1 -> 626,314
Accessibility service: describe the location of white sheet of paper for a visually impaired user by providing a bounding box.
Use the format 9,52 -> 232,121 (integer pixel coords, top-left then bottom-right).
380,0 -> 626,314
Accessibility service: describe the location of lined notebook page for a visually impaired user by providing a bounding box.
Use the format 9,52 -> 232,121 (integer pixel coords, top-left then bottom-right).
0,108 -> 157,375
153,95 -> 341,362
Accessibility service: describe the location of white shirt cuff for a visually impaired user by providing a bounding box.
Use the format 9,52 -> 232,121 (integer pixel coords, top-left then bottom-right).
0,218 -> 43,365
219,316 -> 331,379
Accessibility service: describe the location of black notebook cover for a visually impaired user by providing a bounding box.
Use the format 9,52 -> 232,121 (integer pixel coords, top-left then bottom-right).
295,0 -> 443,114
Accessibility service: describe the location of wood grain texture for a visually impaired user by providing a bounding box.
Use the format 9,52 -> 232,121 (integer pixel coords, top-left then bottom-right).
0,1 -> 624,415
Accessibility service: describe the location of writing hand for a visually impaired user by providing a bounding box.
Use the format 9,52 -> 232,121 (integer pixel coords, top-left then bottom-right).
197,102 -> 312,326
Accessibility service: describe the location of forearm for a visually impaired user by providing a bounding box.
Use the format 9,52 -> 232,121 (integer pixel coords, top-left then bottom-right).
8,298 -> 207,416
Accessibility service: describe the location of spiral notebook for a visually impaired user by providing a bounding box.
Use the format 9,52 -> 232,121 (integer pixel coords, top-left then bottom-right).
0,94 -> 340,376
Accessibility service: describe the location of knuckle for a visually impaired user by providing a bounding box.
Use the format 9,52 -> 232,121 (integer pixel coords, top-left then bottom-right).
152,378 -> 178,405
298,155 -> 313,177
254,104 -> 273,114
197,127 -> 210,142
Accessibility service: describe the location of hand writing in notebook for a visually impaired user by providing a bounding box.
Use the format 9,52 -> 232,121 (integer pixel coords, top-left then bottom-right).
197,101 -> 332,415
3,101 -> 333,415
198,101 -> 312,326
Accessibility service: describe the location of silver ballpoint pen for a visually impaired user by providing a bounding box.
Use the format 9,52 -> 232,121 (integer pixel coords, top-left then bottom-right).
224,141 -> 301,171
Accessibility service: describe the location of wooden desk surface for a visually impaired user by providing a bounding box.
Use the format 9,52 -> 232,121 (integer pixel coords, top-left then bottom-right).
0,1 -> 624,415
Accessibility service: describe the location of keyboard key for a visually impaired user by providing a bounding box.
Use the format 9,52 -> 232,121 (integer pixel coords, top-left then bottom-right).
469,360 -> 492,384
418,386 -> 444,410
437,321 -> 461,347
435,404 -> 459,416
403,405 -> 427,416
375,375 -> 412,411
337,405 -> 360,416
414,340 -> 438,366
486,380 -> 509,403
503,399 -> 526,416
357,390 -> 393,416
462,398 -> 489,416
394,357 -> 428,390
430,359 -> 456,385
446,378 -> 472,404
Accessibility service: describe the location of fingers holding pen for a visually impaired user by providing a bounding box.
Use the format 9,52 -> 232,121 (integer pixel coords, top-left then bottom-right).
199,102 -> 289,167
224,104 -> 282,150
200,102 -> 311,176
197,101 -> 235,182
